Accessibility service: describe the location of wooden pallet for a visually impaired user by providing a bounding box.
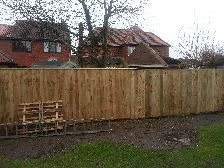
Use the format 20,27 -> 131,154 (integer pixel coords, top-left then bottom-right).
0,101 -> 113,139
0,118 -> 112,139
18,100 -> 63,135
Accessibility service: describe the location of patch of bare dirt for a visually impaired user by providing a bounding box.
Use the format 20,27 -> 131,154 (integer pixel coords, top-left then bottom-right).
1,112 -> 224,160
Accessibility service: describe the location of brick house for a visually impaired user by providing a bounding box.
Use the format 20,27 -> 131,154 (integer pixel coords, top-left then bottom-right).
0,20 -> 70,67
79,26 -> 170,59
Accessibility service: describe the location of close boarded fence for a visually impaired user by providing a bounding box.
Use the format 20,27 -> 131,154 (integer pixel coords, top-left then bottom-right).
0,69 -> 224,123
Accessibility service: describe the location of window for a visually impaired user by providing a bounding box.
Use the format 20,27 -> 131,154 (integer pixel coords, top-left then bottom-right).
12,40 -> 32,52
44,42 -> 62,53
128,46 -> 135,56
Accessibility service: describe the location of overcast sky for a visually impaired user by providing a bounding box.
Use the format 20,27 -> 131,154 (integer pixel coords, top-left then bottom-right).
142,0 -> 224,58
1,0 -> 224,58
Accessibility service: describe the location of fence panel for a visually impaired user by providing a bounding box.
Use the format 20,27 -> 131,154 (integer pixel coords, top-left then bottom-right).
0,69 -> 224,123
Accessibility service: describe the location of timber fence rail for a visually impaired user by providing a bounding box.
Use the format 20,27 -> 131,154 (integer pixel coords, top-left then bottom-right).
0,69 -> 224,123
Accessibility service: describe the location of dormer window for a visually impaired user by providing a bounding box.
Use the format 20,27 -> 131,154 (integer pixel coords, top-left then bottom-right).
128,46 -> 135,56
12,40 -> 32,52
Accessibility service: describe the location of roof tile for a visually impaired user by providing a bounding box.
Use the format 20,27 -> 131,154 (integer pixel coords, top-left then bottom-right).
86,26 -> 170,47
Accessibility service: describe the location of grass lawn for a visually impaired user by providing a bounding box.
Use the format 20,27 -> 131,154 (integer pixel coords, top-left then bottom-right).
1,123 -> 224,168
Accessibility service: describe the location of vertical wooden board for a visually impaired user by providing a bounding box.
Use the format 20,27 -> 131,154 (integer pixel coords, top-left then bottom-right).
61,70 -> 69,119
172,70 -> 182,116
163,70 -> 174,116
80,70 -> 87,118
162,70 -> 168,116
134,70 -> 145,119
12,70 -> 21,121
100,70 -> 106,119
6,70 -> 14,122
162,70 -> 170,116
39,69 -> 44,101
108,70 -> 116,119
196,70 -> 201,113
95,70 -> 104,118
76,70 -> 80,119
20,70 -> 28,104
201,70 -> 208,113
53,70 -> 60,101
25,70 -> 33,103
215,70 -> 221,111
132,70 -> 137,119
144,70 -> 151,118
222,71 -> 224,110
220,71 -> 224,111
71,70 -> 79,119
79,70 -> 86,119
191,70 -> 198,113
119,70 -> 129,119
47,70 -> 57,101
91,70 -> 98,119
216,70 -> 223,111
105,70 -> 113,119
206,70 -> 214,112
87,69 -> 93,119
150,70 -> 161,117
77,70 -> 83,119
125,70 -> 132,118
212,70 -> 217,111
202,70 -> 209,113
66,70 -> 74,119
114,70 -> 120,119
197,70 -> 206,113
1,70 -> 8,123
114,70 -> 119,119
31,70 -> 40,102
118,70 -> 126,119
185,70 -> 193,114
45,70 -> 53,101
94,70 -> 102,119
124,70 -> 131,119
108,70 -> 115,119
181,70 -> 187,114
0,70 -> 4,123
159,70 -> 164,116
0,70 -> 7,123
129,70 -> 135,119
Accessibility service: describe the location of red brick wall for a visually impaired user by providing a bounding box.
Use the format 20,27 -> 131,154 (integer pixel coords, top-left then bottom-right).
152,46 -> 169,58
80,45 -> 169,58
80,46 -> 119,57
0,39 -> 69,67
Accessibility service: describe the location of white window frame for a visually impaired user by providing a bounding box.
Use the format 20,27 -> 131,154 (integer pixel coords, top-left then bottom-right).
128,46 -> 136,56
12,40 -> 32,52
44,41 -> 62,53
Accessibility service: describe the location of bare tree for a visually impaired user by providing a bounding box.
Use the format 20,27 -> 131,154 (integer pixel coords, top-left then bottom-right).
176,22 -> 224,69
0,0 -> 148,67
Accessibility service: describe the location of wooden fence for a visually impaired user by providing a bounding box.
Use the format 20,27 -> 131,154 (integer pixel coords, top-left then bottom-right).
0,69 -> 224,123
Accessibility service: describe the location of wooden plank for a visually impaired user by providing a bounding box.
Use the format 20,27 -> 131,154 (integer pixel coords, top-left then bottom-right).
144,70 -> 151,118
163,70 -> 174,116
172,70 -> 182,116
130,70 -> 135,119
191,70 -> 198,113
150,70 -> 161,117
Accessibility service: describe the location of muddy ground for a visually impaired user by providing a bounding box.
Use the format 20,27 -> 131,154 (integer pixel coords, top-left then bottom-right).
1,112 -> 224,160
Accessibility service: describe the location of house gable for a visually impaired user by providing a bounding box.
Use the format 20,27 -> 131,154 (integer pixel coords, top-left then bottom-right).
126,43 -> 167,67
